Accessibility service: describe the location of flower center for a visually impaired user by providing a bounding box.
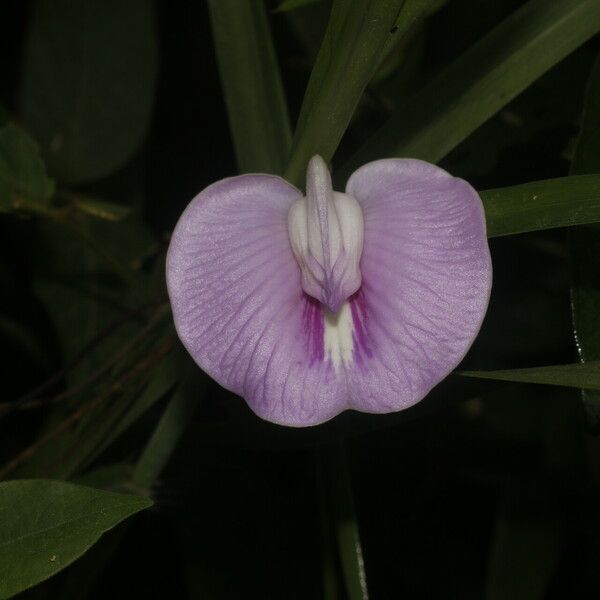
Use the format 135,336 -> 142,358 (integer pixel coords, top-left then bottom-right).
288,155 -> 364,313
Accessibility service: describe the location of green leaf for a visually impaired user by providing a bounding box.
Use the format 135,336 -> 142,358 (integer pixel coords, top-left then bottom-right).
208,0 -> 291,174
0,123 -> 54,213
343,0 -> 600,176
460,361 -> 600,391
21,0 -> 158,184
284,0 -> 405,186
481,175 -> 600,238
274,0 -> 321,12
0,479 -> 151,598
570,53 -> 600,427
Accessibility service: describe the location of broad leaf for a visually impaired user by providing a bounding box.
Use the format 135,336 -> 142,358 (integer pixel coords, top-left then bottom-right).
0,123 -> 54,213
285,0 -> 405,185
481,175 -> 600,238
208,0 -> 291,174
21,0 -> 158,184
460,362 -> 600,390
0,479 -> 151,598
343,0 -> 600,176
570,53 -> 600,427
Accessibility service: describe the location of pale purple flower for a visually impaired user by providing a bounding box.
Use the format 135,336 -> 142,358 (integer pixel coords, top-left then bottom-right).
167,156 -> 492,427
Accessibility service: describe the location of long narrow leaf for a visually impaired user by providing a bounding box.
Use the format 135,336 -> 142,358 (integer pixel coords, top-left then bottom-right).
481,175 -> 600,238
208,0 -> 291,174
343,0 -> 600,176
285,0 -> 405,186
460,362 -> 600,391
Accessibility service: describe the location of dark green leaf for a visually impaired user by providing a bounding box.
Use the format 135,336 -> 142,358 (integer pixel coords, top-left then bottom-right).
285,0 -> 405,186
481,175 -> 600,237
570,53 -> 600,427
0,479 -> 151,598
208,0 -> 291,174
21,0 -> 158,184
343,0 -> 600,176
0,123 -> 54,213
460,361 -> 600,390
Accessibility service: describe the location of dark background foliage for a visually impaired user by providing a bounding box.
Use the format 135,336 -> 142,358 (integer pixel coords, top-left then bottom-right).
1,0 -> 599,597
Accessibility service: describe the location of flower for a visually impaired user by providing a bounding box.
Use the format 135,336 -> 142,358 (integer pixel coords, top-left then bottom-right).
167,156 -> 492,427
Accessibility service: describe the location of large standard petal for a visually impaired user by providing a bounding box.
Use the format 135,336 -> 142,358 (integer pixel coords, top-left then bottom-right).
345,159 -> 492,413
166,175 -> 350,426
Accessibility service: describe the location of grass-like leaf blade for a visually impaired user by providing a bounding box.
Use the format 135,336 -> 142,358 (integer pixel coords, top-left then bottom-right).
343,0 -> 600,175
481,175 -> 600,238
460,362 -> 600,391
285,0 -> 406,186
0,479 -> 151,599
208,0 -> 292,174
